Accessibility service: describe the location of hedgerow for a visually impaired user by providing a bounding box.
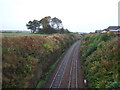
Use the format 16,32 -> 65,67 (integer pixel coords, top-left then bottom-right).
80,33 -> 120,88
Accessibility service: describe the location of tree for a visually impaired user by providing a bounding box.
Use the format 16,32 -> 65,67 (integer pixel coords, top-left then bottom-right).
59,28 -> 70,34
39,16 -> 51,29
26,20 -> 40,33
50,17 -> 63,30
26,16 -> 69,34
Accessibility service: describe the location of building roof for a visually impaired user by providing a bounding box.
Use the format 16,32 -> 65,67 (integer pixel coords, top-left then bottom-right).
95,30 -> 103,33
106,26 -> 120,30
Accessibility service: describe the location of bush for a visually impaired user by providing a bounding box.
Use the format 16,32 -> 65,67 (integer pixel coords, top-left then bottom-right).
106,82 -> 120,88
80,33 -> 119,88
2,33 -> 81,88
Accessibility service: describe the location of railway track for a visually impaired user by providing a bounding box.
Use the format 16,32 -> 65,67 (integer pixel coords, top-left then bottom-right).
68,40 -> 80,88
49,41 -> 77,88
48,40 -> 85,88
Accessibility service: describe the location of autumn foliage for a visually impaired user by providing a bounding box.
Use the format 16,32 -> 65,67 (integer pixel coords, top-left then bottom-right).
2,34 -> 81,88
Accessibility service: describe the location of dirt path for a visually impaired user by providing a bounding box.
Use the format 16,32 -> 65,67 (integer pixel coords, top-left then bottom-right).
43,40 -> 86,88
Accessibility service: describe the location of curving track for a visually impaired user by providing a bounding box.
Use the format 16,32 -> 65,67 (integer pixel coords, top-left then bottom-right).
44,40 -> 86,88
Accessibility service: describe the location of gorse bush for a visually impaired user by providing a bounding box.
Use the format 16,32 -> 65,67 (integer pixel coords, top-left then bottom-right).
106,82 -> 120,88
80,33 -> 120,88
81,33 -> 115,59
2,33 -> 81,88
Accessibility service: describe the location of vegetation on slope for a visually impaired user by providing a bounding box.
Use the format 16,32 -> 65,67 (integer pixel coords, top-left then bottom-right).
80,33 -> 120,88
2,33 -> 81,88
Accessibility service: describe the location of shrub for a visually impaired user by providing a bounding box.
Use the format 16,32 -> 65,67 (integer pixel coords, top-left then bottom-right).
106,82 -> 120,88
2,33 -> 81,88
80,33 -> 120,88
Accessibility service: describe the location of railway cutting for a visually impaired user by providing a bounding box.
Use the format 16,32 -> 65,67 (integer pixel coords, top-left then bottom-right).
44,40 -> 86,88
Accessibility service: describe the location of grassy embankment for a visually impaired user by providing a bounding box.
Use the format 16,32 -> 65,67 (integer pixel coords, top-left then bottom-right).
2,33 -> 81,88
80,33 -> 120,88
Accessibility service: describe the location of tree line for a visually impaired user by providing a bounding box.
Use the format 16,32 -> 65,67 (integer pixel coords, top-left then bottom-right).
26,16 -> 70,34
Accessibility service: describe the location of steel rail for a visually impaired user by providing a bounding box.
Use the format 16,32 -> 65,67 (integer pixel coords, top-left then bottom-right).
49,43 -> 76,88
68,42 -> 78,88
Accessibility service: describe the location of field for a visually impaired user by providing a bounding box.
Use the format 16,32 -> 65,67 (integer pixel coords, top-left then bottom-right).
2,33 -> 81,88
80,33 -> 120,88
1,33 -> 48,37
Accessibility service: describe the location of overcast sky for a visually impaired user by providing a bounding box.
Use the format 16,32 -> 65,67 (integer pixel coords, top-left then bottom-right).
0,0 -> 119,32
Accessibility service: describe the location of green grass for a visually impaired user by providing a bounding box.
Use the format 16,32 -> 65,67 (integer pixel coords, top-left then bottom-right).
36,80 -> 45,88
1,33 -> 46,37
